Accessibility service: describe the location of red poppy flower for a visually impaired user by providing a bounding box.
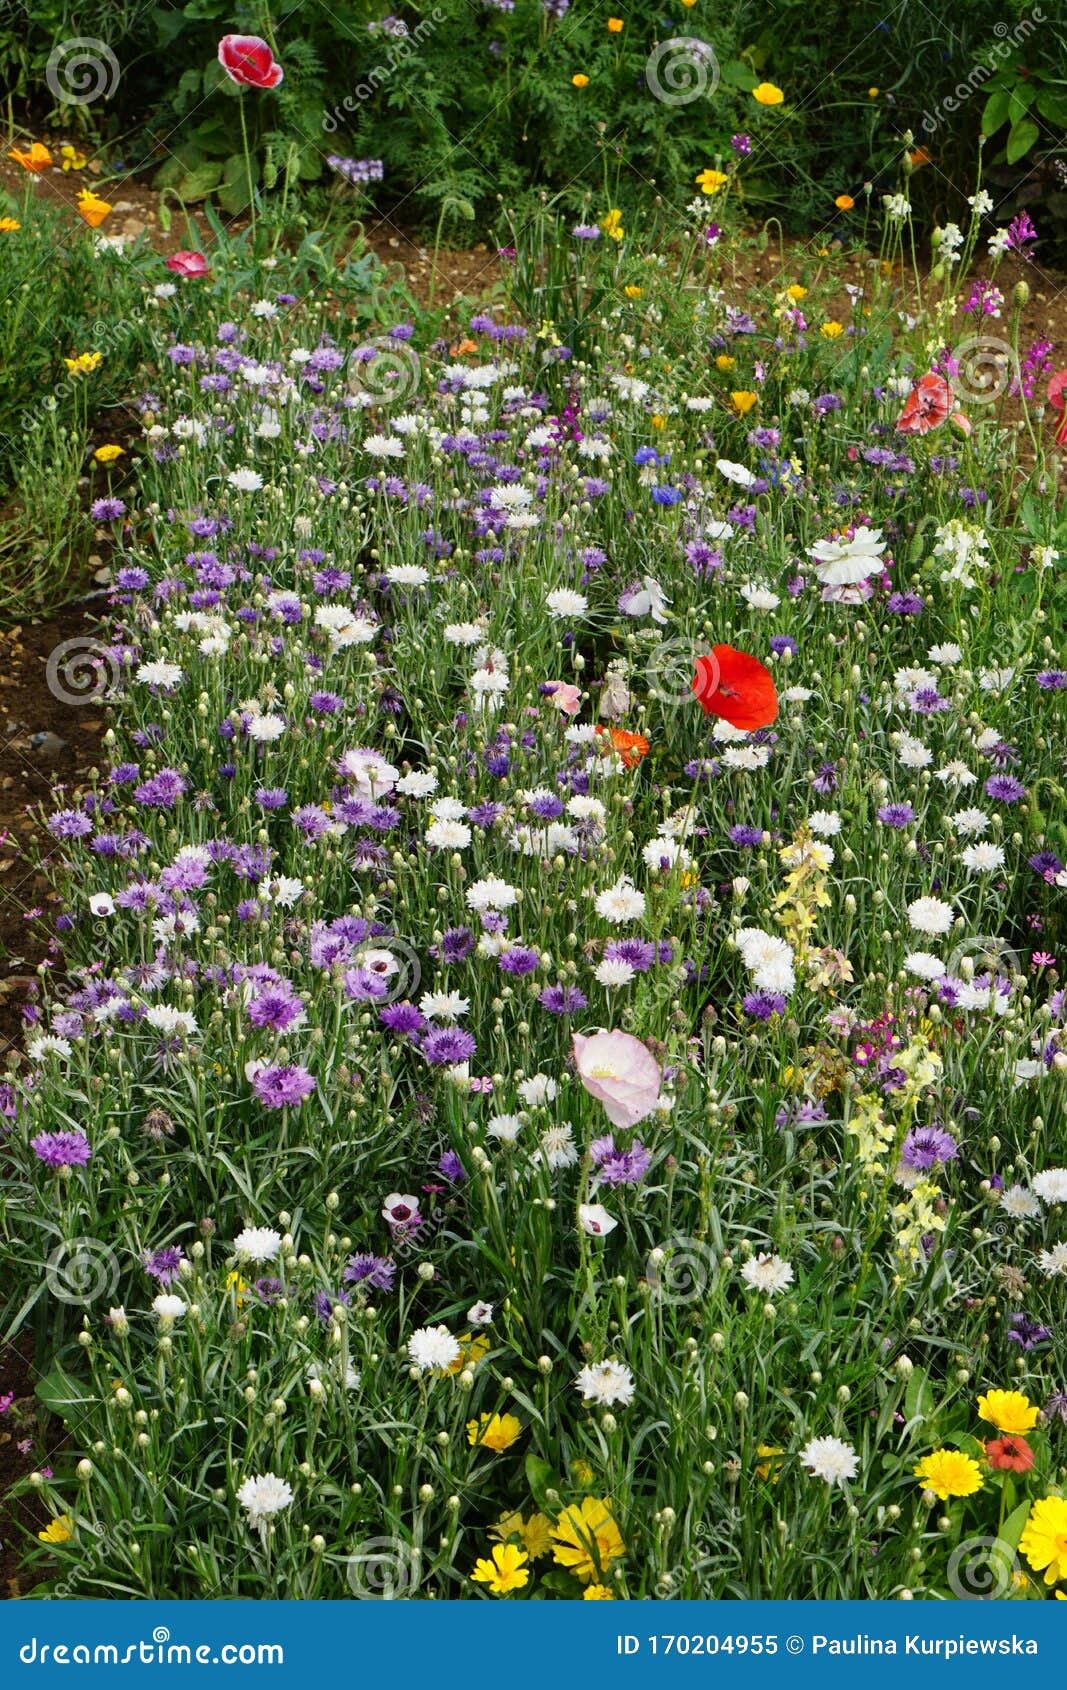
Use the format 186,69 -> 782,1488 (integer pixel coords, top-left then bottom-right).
165,251 -> 210,279
596,725 -> 650,768
985,1435 -> 1034,1474
1047,370 -> 1067,445
895,372 -> 952,435
693,646 -> 778,731
217,34 -> 284,90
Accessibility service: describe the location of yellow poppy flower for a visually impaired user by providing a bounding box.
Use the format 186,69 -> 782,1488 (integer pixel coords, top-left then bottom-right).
835,193 -> 855,210
0,217 -> 19,233
731,390 -> 758,415
695,168 -> 728,195
8,142 -> 52,172
470,1541 -> 530,1594
572,74 -> 590,88
752,83 -> 784,106
607,18 -> 624,30
93,443 -> 125,464
76,190 -> 112,229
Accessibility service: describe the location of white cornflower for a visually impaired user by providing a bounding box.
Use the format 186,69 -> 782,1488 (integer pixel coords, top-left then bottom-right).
395,770 -> 438,798
227,467 -> 263,492
467,877 -> 519,911
951,808 -> 990,836
236,1473 -> 294,1529
518,1074 -> 557,1106
443,622 -> 483,645
363,434 -> 404,458
595,959 -> 635,988
808,810 -> 842,837
136,660 -> 183,689
546,587 -> 588,619
1038,1243 -> 1067,1277
740,584 -> 780,611
904,952 -> 945,982
1032,1169 -> 1067,1205
538,1123 -> 578,1169
27,1036 -> 73,1062
799,1436 -> 859,1486
385,564 -> 430,587
424,819 -> 472,849
143,1006 -> 198,1037
961,842 -> 1005,873
247,714 -> 287,743
575,1360 -> 635,1407
152,1293 -> 187,1323
1000,1184 -> 1042,1219
486,1114 -> 523,1143
407,1325 -> 461,1372
716,458 -> 756,487
907,897 -> 954,937
594,878 -> 647,924
740,1252 -> 794,1295
419,991 -> 470,1021
233,1227 -> 282,1264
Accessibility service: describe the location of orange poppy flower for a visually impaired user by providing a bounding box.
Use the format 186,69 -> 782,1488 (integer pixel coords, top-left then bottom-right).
693,646 -> 778,731
985,1436 -> 1034,1474
450,339 -> 479,356
8,142 -> 52,172
895,372 -> 952,436
596,725 -> 650,768
908,146 -> 931,169
834,194 -> 855,211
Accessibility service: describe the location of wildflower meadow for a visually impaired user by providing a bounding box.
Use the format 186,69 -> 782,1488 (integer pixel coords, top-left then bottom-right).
1,10 -> 1067,1612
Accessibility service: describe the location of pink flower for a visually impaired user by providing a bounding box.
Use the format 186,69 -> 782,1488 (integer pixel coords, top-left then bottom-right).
217,34 -> 284,90
165,250 -> 210,278
572,1028 -> 662,1129
544,681 -> 581,716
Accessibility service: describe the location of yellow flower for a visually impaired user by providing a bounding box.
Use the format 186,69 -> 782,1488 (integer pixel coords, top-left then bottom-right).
731,390 -> 758,416
756,1444 -> 784,1481
680,0 -> 697,7
8,142 -> 52,172
607,17 -> 624,30
64,352 -> 103,376
835,193 -> 855,210
572,74 -> 590,88
446,1331 -> 491,1374
585,1584 -> 615,1598
868,87 -> 880,98
1020,1496 -> 1067,1585
491,1509 -> 552,1560
225,1270 -> 250,1305
76,190 -> 112,229
551,1495 -> 625,1585
695,168 -> 728,195
467,1412 -> 523,1452
38,1515 -> 74,1544
623,285 -> 643,298
716,354 -> 736,371
752,82 -> 784,106
649,413 -> 665,429
785,284 -> 807,301
600,209 -> 624,242
0,217 -> 19,233
470,1541 -> 530,1594
977,1389 -> 1039,1435
820,321 -> 844,339
913,1449 -> 984,1501
570,1457 -> 595,1489
93,443 -> 125,464
61,145 -> 88,171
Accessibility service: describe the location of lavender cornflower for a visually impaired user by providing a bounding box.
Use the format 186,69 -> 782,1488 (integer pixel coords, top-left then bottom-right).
30,1130 -> 91,1167
900,1126 -> 959,1170
342,1253 -> 396,1293
252,1064 -> 316,1108
1006,1312 -> 1051,1351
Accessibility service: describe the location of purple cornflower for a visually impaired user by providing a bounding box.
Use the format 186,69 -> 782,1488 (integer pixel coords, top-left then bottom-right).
133,769 -> 186,809
90,497 -> 126,521
247,987 -> 305,1033
742,991 -> 788,1020
143,1246 -> 185,1285
379,1003 -> 426,1037
811,762 -> 839,794
1006,1312 -> 1051,1351
900,1125 -> 958,1170
342,1253 -> 396,1293
729,825 -> 765,847
498,947 -> 539,976
438,927 -> 475,962
984,774 -> 1026,803
420,1027 -> 476,1065
438,1150 -> 466,1183
604,939 -> 655,973
252,1064 -> 316,1108
30,1130 -> 91,1167
538,984 -> 588,1015
590,1134 -> 652,1187
877,803 -> 915,828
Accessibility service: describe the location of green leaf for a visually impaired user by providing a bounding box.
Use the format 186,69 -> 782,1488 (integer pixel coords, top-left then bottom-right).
177,161 -> 225,202
719,60 -> 758,91
217,153 -> 258,214
1007,83 -> 1037,124
981,86 -> 1013,136
1005,116 -> 1040,165
35,1367 -> 94,1417
999,1497 -> 1033,1555
524,1453 -> 562,1508
1036,88 -> 1067,128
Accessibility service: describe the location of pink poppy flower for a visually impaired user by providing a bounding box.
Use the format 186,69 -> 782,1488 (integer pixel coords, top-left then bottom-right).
544,681 -> 581,716
165,251 -> 210,279
217,35 -> 284,90
573,1028 -> 662,1128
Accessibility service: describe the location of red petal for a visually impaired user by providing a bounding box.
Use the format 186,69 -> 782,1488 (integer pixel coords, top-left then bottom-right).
693,646 -> 778,730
